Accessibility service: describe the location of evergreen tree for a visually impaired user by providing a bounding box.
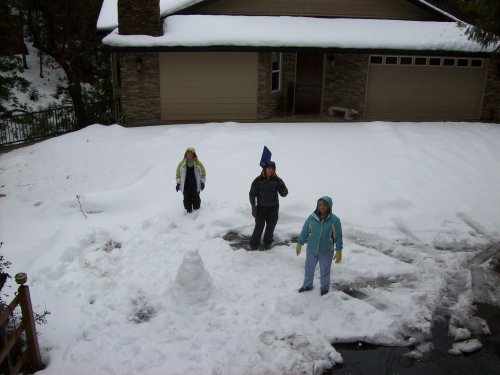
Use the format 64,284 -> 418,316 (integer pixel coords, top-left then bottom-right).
0,2 -> 29,115
457,0 -> 499,51
429,0 -> 499,52
18,0 -> 110,128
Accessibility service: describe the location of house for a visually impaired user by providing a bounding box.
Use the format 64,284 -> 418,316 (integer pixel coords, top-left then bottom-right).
97,0 -> 500,125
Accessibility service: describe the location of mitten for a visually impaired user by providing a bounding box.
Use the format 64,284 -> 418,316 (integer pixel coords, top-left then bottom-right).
252,208 -> 256,218
334,251 -> 342,263
295,243 -> 302,256
176,183 -> 180,192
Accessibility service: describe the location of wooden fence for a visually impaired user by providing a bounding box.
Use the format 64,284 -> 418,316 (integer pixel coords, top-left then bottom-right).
0,273 -> 44,374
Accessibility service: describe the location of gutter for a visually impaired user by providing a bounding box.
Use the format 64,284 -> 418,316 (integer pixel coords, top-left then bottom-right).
99,44 -> 493,57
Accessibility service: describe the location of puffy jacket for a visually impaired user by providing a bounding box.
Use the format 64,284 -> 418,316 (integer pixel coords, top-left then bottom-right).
176,147 -> 206,193
249,171 -> 288,208
298,196 -> 343,252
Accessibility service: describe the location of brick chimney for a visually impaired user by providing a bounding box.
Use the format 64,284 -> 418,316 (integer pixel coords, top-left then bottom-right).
118,0 -> 161,36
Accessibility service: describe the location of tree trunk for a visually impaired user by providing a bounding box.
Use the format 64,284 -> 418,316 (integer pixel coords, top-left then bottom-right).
38,51 -> 43,78
66,69 -> 89,129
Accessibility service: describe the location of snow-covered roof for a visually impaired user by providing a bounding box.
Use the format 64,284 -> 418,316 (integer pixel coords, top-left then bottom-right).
96,0 -> 458,31
102,15 -> 492,53
97,0 -> 205,30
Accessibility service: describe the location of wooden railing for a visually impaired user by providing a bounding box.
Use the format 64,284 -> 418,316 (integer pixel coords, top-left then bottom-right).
0,273 -> 44,374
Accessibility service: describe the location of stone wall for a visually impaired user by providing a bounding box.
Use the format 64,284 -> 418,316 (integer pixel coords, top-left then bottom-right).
257,52 -> 296,119
481,57 -> 500,122
118,0 -> 161,36
323,53 -> 369,119
119,53 -> 161,125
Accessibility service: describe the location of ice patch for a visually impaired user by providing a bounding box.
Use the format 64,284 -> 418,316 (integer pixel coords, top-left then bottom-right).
447,338 -> 483,355
258,331 -> 341,374
451,327 -> 471,340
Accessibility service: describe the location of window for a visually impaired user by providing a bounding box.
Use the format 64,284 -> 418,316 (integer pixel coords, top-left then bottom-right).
271,52 -> 282,92
385,56 -> 398,64
415,57 -> 427,65
443,58 -> 455,66
471,59 -> 483,67
368,55 -> 482,68
400,56 -> 412,65
429,57 -> 441,66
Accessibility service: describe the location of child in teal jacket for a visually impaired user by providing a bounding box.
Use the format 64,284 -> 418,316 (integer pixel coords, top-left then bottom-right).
296,196 -> 343,296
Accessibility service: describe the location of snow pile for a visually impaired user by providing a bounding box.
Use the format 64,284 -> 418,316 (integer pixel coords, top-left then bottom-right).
1,121 -> 500,374
170,250 -> 214,306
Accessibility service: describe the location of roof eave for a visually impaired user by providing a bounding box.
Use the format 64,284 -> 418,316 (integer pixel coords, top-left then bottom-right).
100,44 -> 492,57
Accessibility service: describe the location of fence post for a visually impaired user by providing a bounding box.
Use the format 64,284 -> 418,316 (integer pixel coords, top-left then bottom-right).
15,273 -> 45,373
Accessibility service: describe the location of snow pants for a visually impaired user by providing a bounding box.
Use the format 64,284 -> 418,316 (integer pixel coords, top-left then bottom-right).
303,246 -> 335,292
183,187 -> 200,213
250,205 -> 279,249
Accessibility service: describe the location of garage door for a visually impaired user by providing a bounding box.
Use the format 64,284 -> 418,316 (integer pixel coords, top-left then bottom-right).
160,52 -> 258,121
365,55 -> 489,121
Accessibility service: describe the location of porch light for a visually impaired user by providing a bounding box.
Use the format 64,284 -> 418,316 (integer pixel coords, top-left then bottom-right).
136,58 -> 143,73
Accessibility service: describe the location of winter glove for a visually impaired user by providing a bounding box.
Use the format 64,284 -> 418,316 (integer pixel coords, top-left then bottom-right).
334,251 -> 342,264
176,183 -> 180,192
201,182 -> 205,191
251,207 -> 256,218
277,179 -> 288,197
295,243 -> 302,256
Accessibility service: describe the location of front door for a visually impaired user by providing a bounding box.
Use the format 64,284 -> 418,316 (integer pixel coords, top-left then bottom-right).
295,52 -> 323,114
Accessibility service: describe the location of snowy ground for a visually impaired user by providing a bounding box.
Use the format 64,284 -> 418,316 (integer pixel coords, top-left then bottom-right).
1,121 -> 499,374
5,41 -> 67,113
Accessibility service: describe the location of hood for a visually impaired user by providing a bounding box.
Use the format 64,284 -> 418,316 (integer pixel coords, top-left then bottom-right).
316,196 -> 333,212
261,161 -> 276,178
184,147 -> 197,159
264,161 -> 276,170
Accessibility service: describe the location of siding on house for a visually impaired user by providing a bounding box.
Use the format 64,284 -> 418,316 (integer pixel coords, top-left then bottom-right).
185,0 -> 446,20
159,52 -> 258,121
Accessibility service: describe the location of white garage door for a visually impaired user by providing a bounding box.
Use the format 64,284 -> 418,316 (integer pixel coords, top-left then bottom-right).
160,52 -> 258,121
365,55 -> 489,121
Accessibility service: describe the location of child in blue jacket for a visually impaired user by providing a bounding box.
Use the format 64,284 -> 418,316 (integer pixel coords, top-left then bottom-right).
295,196 -> 343,296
